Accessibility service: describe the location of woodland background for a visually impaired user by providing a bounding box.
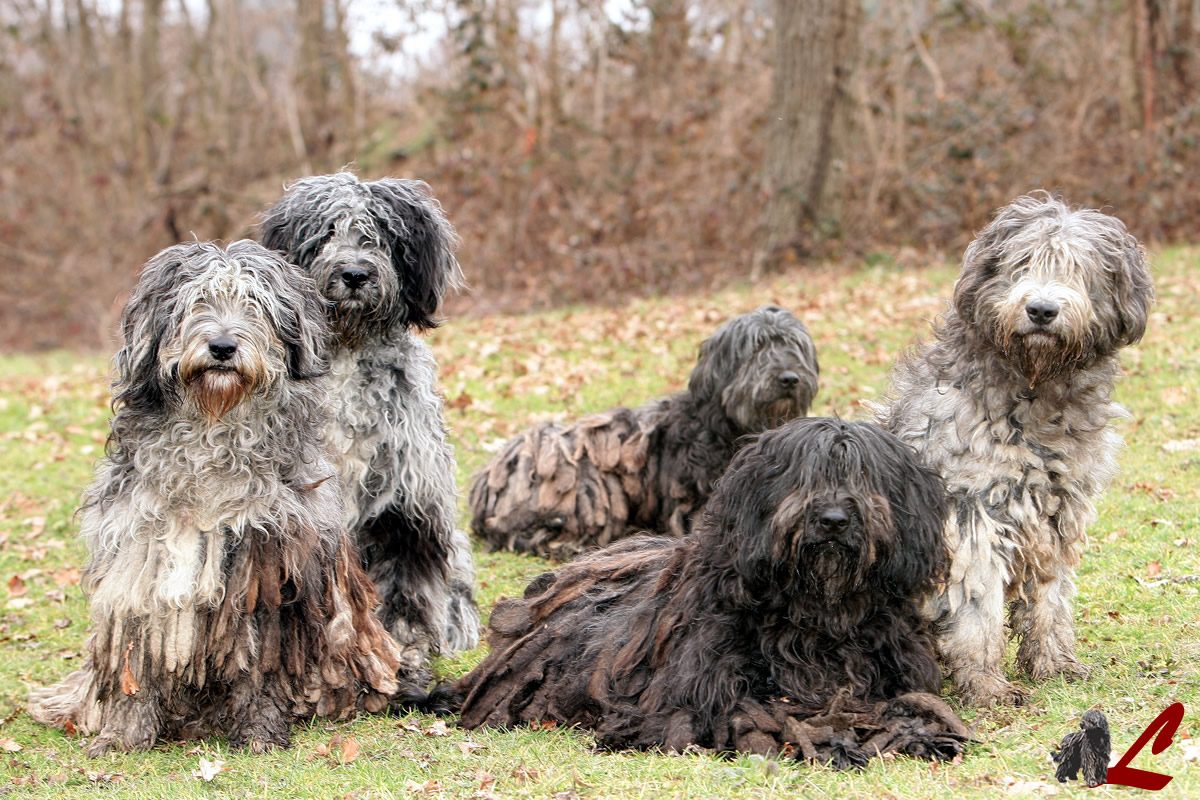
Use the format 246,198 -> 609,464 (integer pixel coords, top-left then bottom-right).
2,0 -> 1198,351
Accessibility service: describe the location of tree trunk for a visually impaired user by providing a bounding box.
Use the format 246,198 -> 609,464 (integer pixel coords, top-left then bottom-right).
295,0 -> 329,159
762,0 -> 861,265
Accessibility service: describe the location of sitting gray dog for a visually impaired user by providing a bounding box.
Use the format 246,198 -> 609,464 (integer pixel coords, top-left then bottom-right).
262,172 -> 479,664
878,194 -> 1153,706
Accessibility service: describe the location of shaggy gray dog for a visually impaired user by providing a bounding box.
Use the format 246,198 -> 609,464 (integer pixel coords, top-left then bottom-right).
261,172 -> 479,663
27,241 -> 412,755
470,306 -> 818,560
878,194 -> 1153,706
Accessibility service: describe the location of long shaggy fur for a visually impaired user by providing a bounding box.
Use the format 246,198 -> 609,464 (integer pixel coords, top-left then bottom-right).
453,419 -> 970,767
469,306 -> 819,560
878,194 -> 1154,706
27,241 -> 413,756
1053,709 -> 1110,787
261,172 -> 479,662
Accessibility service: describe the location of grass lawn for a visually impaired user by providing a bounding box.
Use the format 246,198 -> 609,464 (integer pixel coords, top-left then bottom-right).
1,249 -> 1197,798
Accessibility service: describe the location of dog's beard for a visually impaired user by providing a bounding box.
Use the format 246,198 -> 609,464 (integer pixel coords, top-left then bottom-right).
996,330 -> 1085,388
323,285 -> 398,346
798,540 -> 867,603
186,367 -> 250,420
733,393 -> 804,434
760,397 -> 799,429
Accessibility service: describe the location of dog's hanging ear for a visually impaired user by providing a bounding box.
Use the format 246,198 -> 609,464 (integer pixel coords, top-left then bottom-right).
688,314 -> 748,408
109,243 -> 193,446
954,203 -> 1024,326
1106,222 -> 1154,347
366,178 -> 463,330
260,178 -> 335,272
869,430 -> 949,598
697,430 -> 787,602
281,278 -> 330,381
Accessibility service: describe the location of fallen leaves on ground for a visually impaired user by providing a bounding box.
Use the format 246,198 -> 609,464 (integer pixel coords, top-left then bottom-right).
405,778 -> 442,795
192,758 -> 226,782
456,740 -> 486,756
1000,776 -> 1061,795
422,720 -> 450,737
313,734 -> 361,766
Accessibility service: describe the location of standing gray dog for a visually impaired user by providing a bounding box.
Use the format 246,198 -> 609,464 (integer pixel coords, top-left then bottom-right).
471,306 -> 818,560
878,194 -> 1153,706
261,172 -> 479,664
27,242 -> 411,755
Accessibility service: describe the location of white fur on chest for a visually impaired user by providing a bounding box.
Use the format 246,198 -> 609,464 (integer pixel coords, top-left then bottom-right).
922,385 -> 1121,503
85,416 -> 331,616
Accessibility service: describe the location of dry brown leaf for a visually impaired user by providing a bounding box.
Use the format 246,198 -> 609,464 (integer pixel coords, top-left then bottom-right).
511,764 -> 540,783
0,737 -> 22,752
120,642 -> 140,696
1161,386 -> 1188,406
1147,561 -> 1162,578
337,735 -> 361,765
448,392 -> 474,411
52,567 -> 81,587
423,720 -> 450,737
405,779 -> 442,795
7,575 -> 27,597
476,769 -> 496,790
1000,776 -> 1061,796
457,740 -> 486,756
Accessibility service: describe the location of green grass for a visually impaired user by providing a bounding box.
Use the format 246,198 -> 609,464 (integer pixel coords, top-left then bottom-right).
2,250 -> 1198,798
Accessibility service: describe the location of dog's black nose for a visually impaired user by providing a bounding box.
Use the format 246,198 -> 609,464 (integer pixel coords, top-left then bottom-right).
778,371 -> 801,389
818,507 -> 850,533
208,336 -> 238,361
340,267 -> 370,289
1026,299 -> 1060,326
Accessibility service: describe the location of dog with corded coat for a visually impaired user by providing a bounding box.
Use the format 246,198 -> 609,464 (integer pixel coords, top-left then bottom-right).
262,172 -> 479,664
451,419 -> 970,768
878,194 -> 1153,706
27,241 -> 414,755
470,306 -> 819,560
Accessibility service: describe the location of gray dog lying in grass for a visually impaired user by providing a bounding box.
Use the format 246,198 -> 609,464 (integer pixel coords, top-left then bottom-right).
469,305 -> 819,560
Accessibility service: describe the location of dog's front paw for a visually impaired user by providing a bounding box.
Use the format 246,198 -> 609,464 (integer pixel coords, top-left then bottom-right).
1032,658 -> 1091,682
85,724 -> 157,757
957,672 -> 1028,707
85,735 -> 119,758
229,715 -> 291,753
1021,651 -> 1092,683
825,737 -> 870,770
243,736 -> 288,754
